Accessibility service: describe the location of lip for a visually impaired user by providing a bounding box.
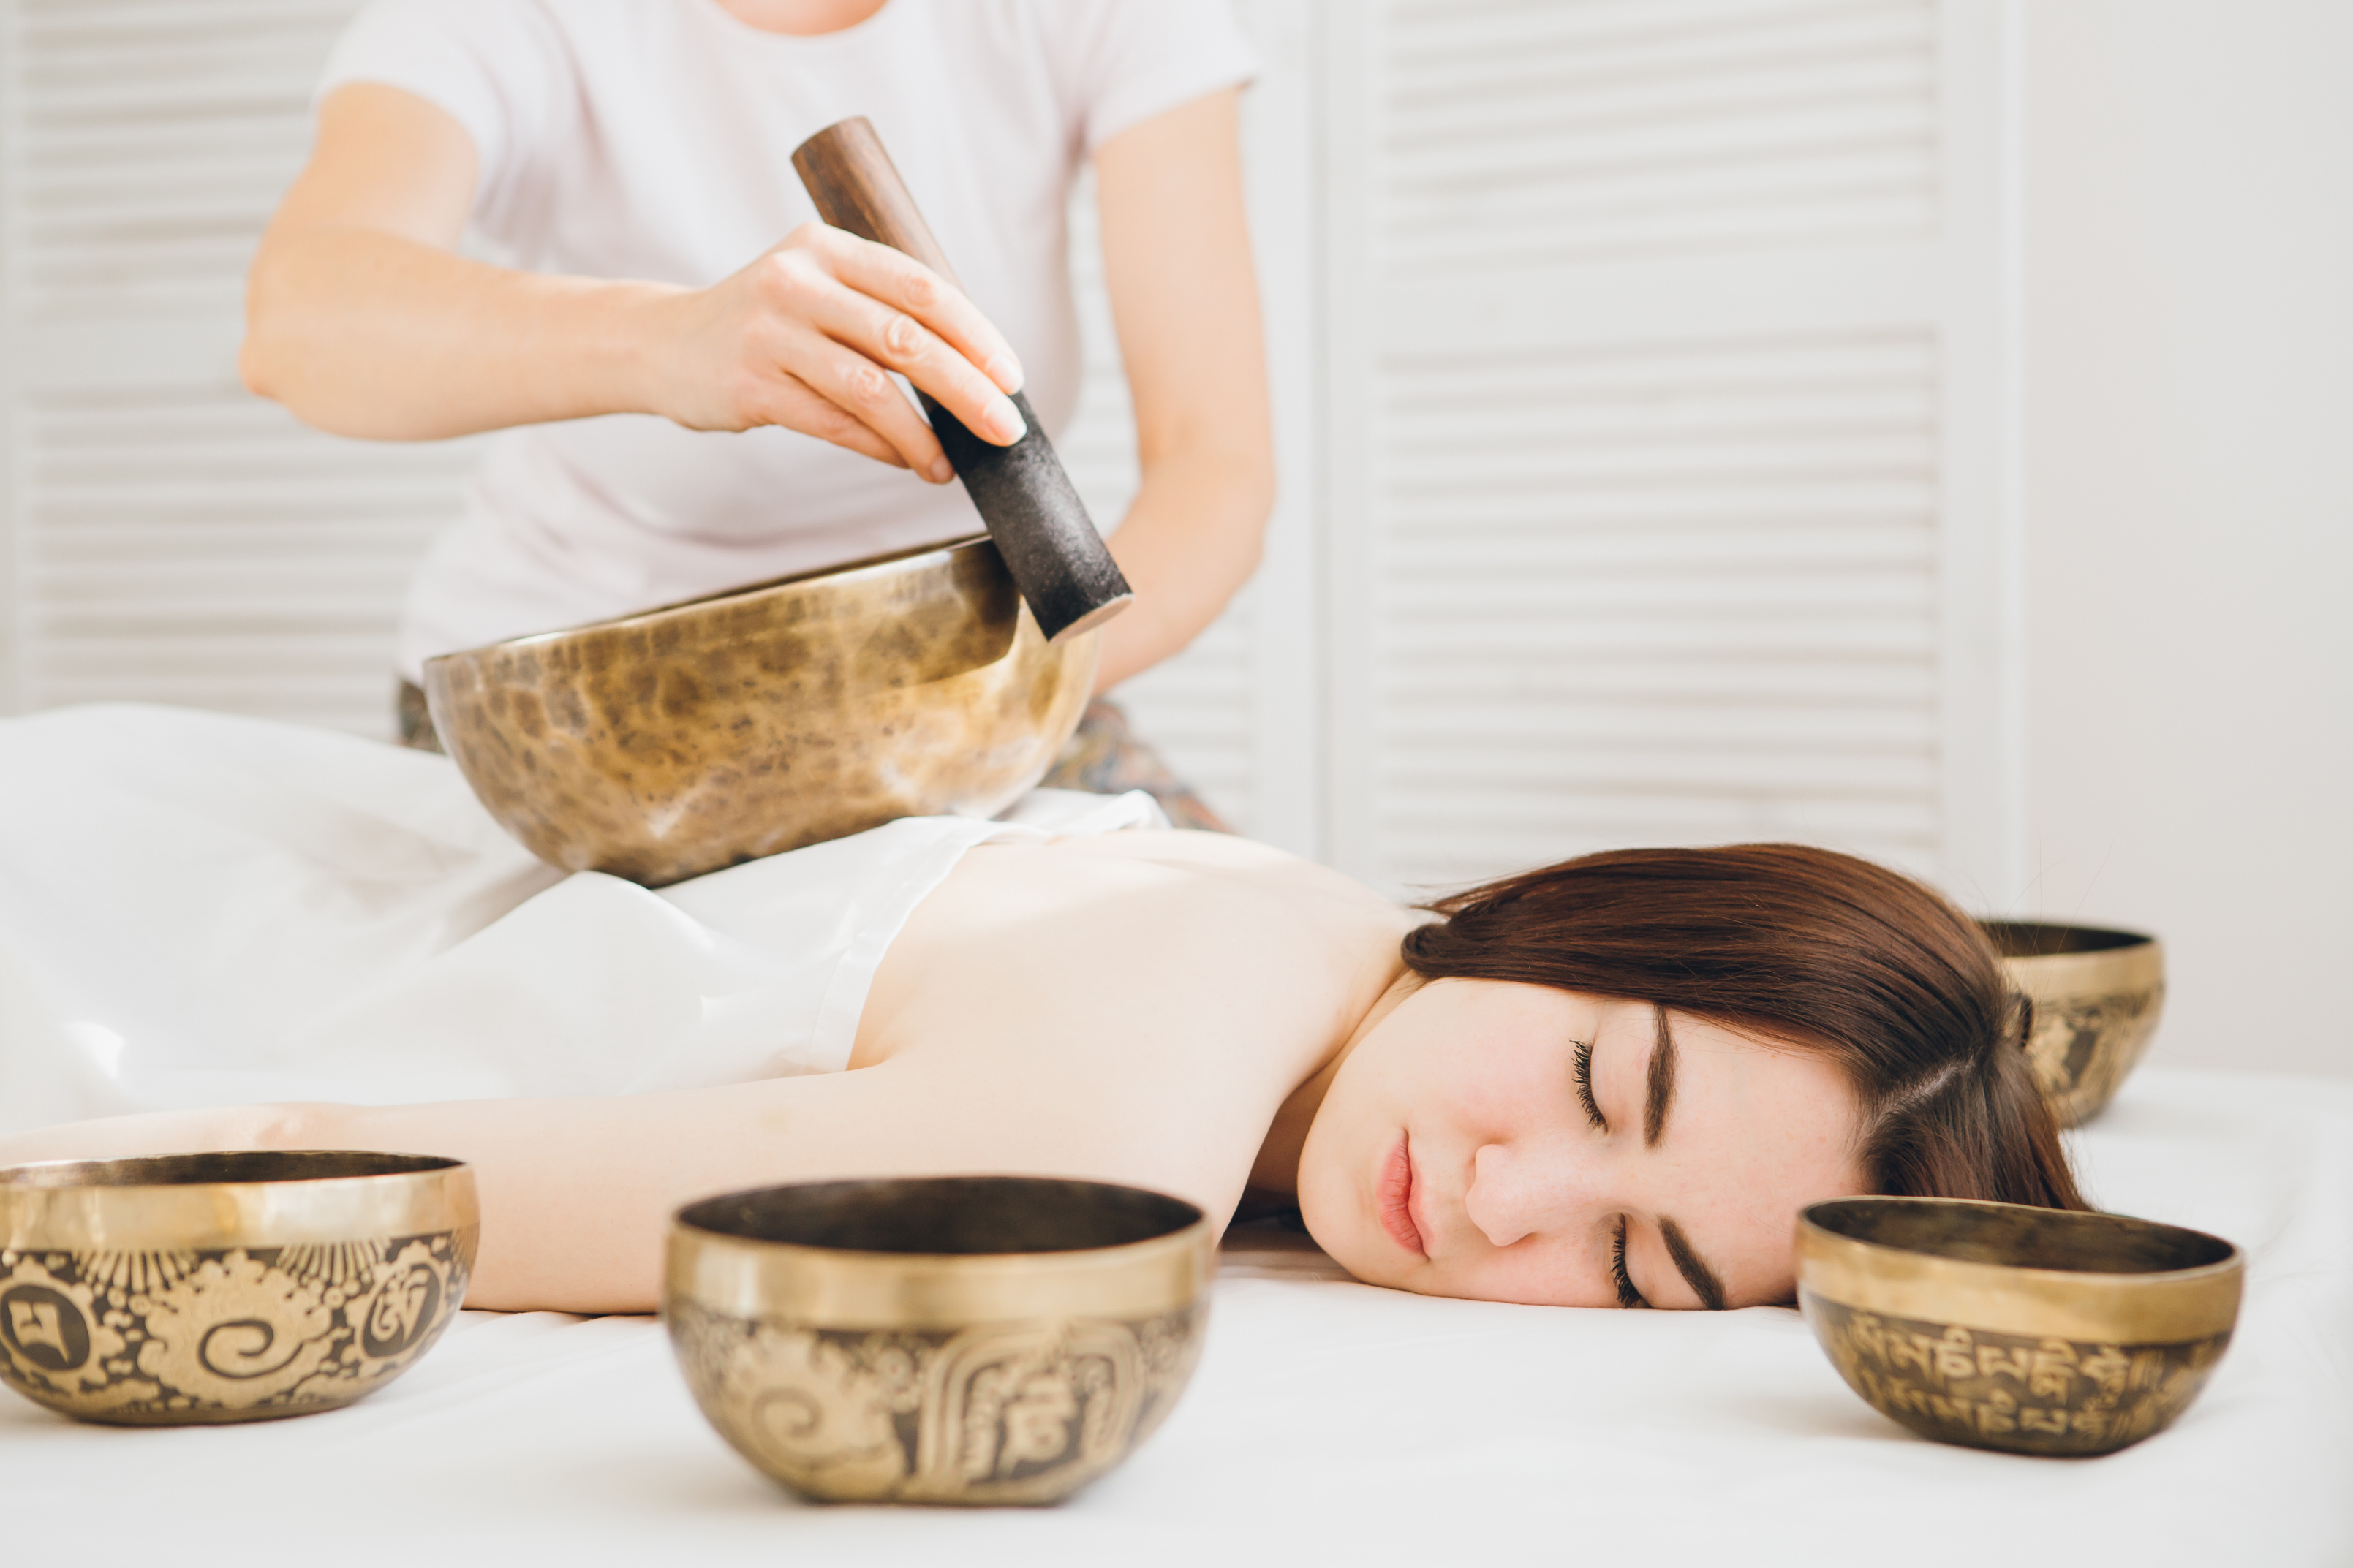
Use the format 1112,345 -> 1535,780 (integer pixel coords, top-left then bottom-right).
1377,1134 -> 1426,1257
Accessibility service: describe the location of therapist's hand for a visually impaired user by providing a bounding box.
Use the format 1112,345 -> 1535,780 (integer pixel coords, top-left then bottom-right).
643,224 -> 1030,480
240,83 -> 1030,469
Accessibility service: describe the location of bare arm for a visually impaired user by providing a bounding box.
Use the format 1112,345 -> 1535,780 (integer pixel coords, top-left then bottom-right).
241,83 -> 1026,471
1087,88 -> 1276,692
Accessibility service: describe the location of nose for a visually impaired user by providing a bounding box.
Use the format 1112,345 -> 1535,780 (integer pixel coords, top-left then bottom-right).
1461,1137 -> 1598,1249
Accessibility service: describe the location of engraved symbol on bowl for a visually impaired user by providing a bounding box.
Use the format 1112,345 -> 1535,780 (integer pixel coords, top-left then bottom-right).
1,1285 -> 91,1373
360,1260 -> 443,1359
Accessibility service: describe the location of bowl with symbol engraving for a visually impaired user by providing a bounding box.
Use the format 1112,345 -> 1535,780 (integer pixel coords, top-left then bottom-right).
665,1175 -> 1213,1504
0,1151 -> 477,1425
1797,1196 -> 2241,1457
1979,920 -> 2164,1127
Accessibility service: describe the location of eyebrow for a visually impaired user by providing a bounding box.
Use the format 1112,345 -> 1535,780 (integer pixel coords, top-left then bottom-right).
1658,1217 -> 1727,1311
1644,1004 -> 1677,1147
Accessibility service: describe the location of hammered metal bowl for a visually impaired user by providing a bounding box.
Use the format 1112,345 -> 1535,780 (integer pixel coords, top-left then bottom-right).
423,535 -> 1098,887
1798,1196 -> 2240,1458
0,1151 -> 477,1425
665,1175 -> 1212,1505
1982,920 -> 2166,1126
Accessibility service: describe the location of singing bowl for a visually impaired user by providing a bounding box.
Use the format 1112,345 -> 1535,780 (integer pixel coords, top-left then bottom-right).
665,1176 -> 1213,1505
1982,920 -> 2166,1127
1797,1197 -> 2241,1458
0,1151 -> 477,1425
423,535 -> 1098,888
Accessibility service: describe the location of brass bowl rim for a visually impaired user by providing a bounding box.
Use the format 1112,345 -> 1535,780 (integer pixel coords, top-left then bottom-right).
422,531 -> 992,666
0,1149 -> 466,1191
1799,1195 -> 2243,1288
672,1175 -> 1210,1270
666,1177 -> 1215,1328
2,1151 -> 480,1253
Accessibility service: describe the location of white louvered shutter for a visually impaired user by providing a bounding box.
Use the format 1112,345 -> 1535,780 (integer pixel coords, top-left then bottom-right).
1321,0 -> 2017,900
0,0 -> 483,737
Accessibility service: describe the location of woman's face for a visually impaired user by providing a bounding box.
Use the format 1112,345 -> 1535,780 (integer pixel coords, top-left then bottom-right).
1296,980 -> 1866,1309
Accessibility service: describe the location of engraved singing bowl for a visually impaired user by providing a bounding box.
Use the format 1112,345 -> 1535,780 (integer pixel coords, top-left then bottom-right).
423,535 -> 1098,888
1981,921 -> 2166,1127
1797,1197 -> 2241,1458
0,1151 -> 477,1425
665,1176 -> 1213,1505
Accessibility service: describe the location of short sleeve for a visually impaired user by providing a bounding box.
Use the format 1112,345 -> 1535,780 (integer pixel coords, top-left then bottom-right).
1054,0 -> 1261,156
314,0 -> 569,224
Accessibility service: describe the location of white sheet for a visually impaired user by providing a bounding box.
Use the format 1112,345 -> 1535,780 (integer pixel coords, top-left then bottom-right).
0,704 -> 1161,1125
6,1065 -> 2347,1565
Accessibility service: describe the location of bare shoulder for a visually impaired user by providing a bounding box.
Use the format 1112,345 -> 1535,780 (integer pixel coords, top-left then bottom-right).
1051,829 -> 1404,918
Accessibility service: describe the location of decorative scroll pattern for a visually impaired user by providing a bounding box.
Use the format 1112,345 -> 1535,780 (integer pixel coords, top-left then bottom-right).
668,1302 -> 1206,1504
0,1232 -> 469,1425
1805,1295 -> 2229,1456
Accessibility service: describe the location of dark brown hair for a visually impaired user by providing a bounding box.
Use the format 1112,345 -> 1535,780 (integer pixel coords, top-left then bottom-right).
1400,844 -> 2085,1211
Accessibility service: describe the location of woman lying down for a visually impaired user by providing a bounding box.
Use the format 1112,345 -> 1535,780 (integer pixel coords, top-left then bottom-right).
0,705 -> 2083,1315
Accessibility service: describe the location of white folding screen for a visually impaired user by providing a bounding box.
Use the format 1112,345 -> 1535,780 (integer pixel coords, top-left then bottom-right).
0,0 -> 486,734
0,0 -> 2016,896
1322,0 -> 2020,900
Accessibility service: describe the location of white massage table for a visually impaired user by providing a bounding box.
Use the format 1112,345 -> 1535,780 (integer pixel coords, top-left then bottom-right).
4,1065 -> 2346,1565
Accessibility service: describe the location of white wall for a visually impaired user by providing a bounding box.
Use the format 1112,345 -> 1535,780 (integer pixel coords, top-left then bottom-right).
2021,0 -> 2353,1078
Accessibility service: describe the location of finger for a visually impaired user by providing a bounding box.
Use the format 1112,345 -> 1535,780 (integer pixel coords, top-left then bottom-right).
754,374 -> 912,470
786,330 -> 953,480
811,229 -> 1029,409
792,274 -> 1027,450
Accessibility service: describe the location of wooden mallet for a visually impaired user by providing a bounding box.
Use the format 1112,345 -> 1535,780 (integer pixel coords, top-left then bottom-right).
792,116 -> 1133,644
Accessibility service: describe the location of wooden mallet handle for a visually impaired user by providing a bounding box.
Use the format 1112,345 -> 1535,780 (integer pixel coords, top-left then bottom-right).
791,116 -> 1132,643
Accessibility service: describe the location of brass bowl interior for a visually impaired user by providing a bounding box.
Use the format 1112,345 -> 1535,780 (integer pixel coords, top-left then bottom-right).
677,1176 -> 1204,1257
4,1150 -> 458,1190
1982,920 -> 2154,959
1808,1196 -> 2235,1278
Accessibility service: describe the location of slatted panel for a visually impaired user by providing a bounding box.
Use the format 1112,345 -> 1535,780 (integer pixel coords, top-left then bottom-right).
1,0 -> 472,737
1056,170 -> 1260,832
12,0 -> 347,315
1384,0 -> 1938,273
15,387 -> 479,729
1370,328 -> 1941,886
1337,0 -> 1964,895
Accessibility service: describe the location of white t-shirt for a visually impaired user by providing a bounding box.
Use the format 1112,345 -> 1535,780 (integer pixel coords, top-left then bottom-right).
316,0 -> 1257,678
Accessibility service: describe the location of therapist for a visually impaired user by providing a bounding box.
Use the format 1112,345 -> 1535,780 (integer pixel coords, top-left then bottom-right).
241,0 -> 1273,830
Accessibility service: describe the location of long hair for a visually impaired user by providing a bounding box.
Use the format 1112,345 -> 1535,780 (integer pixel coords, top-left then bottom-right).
1399,844 -> 2085,1211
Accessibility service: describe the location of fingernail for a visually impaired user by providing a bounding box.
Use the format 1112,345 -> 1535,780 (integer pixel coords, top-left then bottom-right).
989,401 -> 1027,444
929,458 -> 954,483
985,353 -> 1024,393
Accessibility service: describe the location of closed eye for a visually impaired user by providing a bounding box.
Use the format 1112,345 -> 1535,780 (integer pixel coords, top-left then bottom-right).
1611,1217 -> 1650,1309
1572,1037 -> 1604,1129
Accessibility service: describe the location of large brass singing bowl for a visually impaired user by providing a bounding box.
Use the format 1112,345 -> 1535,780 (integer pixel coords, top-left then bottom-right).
1982,920 -> 2166,1126
0,1151 -> 477,1425
1798,1197 -> 2241,1458
424,535 -> 1098,887
665,1176 -> 1213,1505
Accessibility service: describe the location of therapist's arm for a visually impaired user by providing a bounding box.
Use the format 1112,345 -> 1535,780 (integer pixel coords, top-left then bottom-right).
1088,88 -> 1276,692
240,83 -> 1025,474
